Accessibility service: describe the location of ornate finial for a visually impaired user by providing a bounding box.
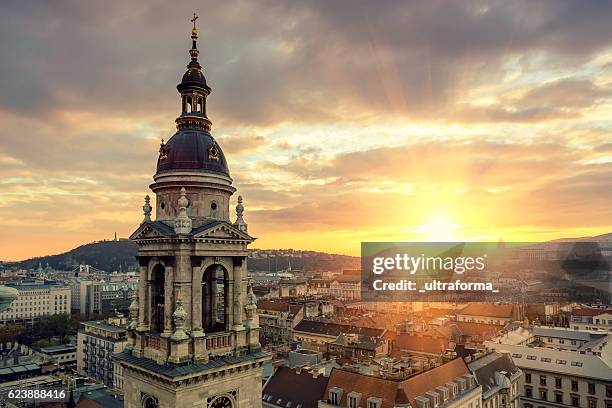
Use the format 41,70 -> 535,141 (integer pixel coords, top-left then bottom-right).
234,195 -> 248,233
189,13 -> 199,61
143,195 -> 152,222
174,187 -> 192,234
245,280 -> 259,328
158,138 -> 167,160
191,13 -> 199,33
128,291 -> 139,329
247,281 -> 257,306
171,298 -> 189,340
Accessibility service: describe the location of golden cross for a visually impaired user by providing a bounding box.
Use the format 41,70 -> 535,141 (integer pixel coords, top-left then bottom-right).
191,13 -> 199,29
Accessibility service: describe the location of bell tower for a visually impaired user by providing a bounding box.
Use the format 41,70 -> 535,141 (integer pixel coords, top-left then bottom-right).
116,15 -> 268,408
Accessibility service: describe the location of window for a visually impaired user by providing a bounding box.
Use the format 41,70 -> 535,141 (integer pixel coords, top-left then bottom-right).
541,357 -> 552,362
572,381 -> 579,392
607,385 -> 612,398
556,378 -> 562,388
512,353 -> 522,358
572,361 -> 583,367
540,376 -> 547,386
557,359 -> 567,365
525,387 -> 533,398
525,373 -> 532,383
588,399 -> 597,408
527,355 -> 537,360
572,396 -> 580,407
556,393 -> 564,404
539,390 -> 547,401
329,389 -> 342,406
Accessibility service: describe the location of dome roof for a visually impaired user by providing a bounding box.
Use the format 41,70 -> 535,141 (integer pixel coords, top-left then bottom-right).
177,62 -> 211,94
156,129 -> 229,177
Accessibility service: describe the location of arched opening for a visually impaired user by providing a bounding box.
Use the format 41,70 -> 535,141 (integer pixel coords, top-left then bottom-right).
185,96 -> 192,113
197,97 -> 203,113
202,264 -> 229,333
150,264 -> 165,333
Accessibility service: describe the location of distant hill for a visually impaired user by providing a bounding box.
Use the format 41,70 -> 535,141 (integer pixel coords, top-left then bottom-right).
10,240 -> 359,273
16,240 -> 139,272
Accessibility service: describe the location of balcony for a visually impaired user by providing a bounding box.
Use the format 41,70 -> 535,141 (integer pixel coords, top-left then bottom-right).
206,332 -> 233,350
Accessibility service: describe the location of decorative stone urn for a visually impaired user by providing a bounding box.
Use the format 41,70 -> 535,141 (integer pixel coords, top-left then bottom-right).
171,298 -> 189,340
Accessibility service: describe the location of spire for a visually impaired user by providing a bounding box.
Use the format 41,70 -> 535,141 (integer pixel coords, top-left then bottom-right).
189,13 -> 199,62
234,195 -> 248,233
176,13 -> 212,132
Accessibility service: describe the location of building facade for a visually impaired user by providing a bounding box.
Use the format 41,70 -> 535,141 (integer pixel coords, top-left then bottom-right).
486,327 -> 612,408
0,282 -> 70,325
76,317 -> 128,388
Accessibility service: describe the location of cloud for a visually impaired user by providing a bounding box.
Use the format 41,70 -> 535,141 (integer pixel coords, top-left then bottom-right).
1,0 -> 612,259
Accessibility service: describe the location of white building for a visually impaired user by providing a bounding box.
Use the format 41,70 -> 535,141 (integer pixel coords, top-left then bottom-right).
570,308 -> 612,332
486,326 -> 612,408
0,282 -> 70,325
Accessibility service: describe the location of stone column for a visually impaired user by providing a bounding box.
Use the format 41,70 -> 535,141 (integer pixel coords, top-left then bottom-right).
191,260 -> 203,336
226,279 -> 233,329
232,258 -> 245,330
137,263 -> 148,331
162,264 -> 174,337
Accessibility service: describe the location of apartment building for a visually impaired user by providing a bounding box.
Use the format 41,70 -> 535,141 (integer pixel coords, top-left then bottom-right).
0,281 -> 70,325
456,303 -> 519,326
321,357 -> 481,408
570,308 -> 612,332
76,317 -> 128,388
468,352 -> 523,408
486,327 -> 612,408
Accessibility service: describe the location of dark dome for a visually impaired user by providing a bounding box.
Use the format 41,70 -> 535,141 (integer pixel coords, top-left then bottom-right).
156,129 -> 229,176
177,63 -> 211,93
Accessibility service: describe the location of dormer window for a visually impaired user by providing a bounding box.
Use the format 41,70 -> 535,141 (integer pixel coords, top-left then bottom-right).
367,397 -> 382,408
329,388 -> 343,406
347,392 -> 361,408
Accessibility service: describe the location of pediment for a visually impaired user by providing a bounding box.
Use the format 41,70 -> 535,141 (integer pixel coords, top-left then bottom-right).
130,222 -> 171,240
193,222 -> 253,241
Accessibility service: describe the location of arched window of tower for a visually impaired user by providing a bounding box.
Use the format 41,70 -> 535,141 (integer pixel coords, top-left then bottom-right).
150,264 -> 165,334
202,264 -> 229,333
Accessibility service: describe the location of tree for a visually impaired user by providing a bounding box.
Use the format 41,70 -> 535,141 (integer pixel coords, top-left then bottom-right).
0,323 -> 24,343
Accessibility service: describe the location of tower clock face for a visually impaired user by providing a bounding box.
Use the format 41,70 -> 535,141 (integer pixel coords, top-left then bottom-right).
210,396 -> 233,408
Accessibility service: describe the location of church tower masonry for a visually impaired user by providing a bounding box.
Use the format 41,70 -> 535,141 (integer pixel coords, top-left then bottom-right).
116,14 -> 268,408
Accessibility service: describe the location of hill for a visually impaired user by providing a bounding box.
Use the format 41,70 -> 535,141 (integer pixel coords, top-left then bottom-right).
16,240 -> 139,272
10,241 -> 359,273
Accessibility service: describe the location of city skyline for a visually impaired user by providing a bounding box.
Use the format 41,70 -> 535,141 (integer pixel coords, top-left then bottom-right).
2,1 -> 612,261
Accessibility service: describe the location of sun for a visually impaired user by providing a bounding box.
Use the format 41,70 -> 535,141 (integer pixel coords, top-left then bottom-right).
419,216 -> 461,241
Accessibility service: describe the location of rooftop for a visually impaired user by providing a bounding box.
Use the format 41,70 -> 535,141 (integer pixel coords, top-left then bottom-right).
294,320 -> 385,338
262,366 -> 329,408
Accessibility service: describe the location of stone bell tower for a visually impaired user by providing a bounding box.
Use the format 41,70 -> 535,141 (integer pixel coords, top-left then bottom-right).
115,14 -> 268,408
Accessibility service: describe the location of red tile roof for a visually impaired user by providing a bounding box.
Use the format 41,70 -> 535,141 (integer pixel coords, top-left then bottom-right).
571,308 -> 612,316
399,358 -> 470,407
454,322 -> 504,339
458,303 -> 514,318
323,358 -> 470,408
394,334 -> 449,354
258,300 -> 291,312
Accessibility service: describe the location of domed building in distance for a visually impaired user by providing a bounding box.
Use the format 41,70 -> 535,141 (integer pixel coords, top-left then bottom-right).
115,14 -> 268,408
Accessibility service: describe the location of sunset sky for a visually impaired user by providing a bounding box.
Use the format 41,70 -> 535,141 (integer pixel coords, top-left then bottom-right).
1,1 -> 612,261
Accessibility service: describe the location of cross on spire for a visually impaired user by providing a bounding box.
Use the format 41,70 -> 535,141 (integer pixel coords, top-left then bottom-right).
191,13 -> 199,29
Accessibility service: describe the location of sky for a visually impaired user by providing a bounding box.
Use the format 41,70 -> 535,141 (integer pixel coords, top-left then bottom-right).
1,0 -> 611,261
